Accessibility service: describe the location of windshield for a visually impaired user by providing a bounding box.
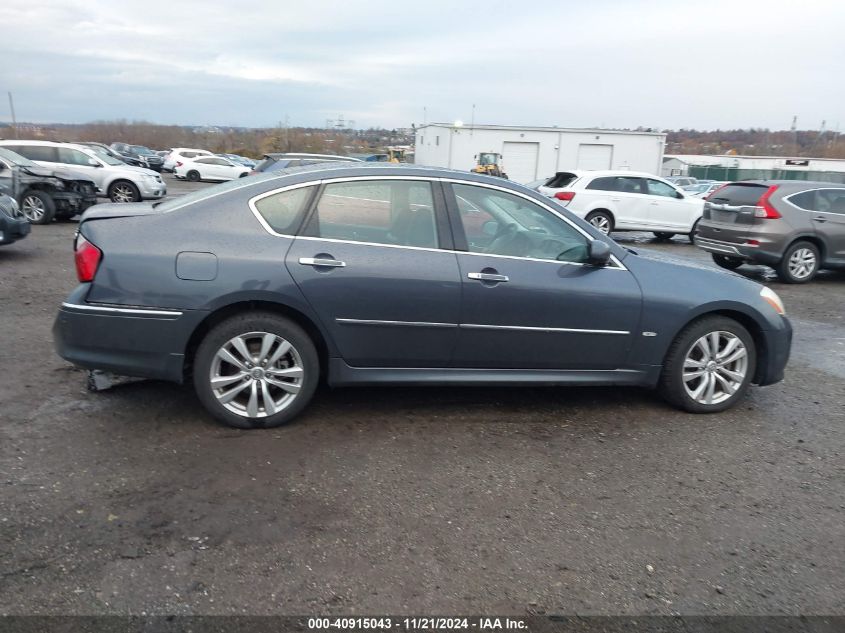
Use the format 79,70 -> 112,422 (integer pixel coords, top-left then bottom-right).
479,154 -> 498,165
131,145 -> 156,156
86,146 -> 125,166
0,147 -> 39,168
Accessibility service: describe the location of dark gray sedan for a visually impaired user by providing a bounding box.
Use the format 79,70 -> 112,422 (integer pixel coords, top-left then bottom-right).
54,164 -> 792,428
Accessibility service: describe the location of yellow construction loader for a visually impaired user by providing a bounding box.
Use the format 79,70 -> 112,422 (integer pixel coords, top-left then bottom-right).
471,152 -> 508,178
387,147 -> 406,163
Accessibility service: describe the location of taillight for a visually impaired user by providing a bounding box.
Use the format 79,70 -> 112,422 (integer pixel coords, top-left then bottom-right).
176,161 -> 183,168
555,191 -> 576,202
75,234 -> 102,282
754,186 -> 781,219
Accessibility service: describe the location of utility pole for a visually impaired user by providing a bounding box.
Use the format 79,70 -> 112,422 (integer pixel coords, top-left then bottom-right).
8,92 -> 17,139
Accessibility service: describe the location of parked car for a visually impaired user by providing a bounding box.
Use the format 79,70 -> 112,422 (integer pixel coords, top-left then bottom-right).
0,147 -> 98,223
217,153 -> 256,169
251,153 -> 362,175
53,164 -> 791,429
538,170 -> 705,241
683,181 -> 728,198
0,185 -> 30,246
695,180 -> 845,283
75,142 -> 146,168
667,176 -> 698,187
110,143 -> 164,172
524,176 -> 553,191
162,148 -> 213,172
174,156 -> 251,182
0,141 -> 166,204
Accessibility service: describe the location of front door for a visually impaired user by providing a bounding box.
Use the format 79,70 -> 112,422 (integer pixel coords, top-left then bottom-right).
644,177 -> 701,232
286,177 -> 461,367
446,182 -> 642,370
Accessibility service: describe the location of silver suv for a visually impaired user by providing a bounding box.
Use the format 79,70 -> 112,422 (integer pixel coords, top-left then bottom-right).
0,140 -> 166,203
695,180 -> 845,283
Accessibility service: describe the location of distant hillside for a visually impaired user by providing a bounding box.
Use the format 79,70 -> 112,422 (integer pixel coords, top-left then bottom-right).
664,128 -> 845,158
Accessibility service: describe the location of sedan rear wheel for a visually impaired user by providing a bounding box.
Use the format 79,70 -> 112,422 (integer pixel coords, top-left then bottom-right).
659,316 -> 756,413
193,313 -> 319,428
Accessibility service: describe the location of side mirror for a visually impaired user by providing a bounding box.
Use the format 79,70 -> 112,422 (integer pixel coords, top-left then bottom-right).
88,158 -> 101,167
587,240 -> 611,266
675,190 -> 684,199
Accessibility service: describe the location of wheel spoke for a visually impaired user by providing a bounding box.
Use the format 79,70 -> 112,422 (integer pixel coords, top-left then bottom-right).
217,347 -> 248,371
266,376 -> 301,393
684,357 -> 705,369
260,381 -> 276,415
246,381 -> 259,417
716,366 -> 744,383
211,373 -> 247,388
684,369 -> 707,381
230,336 -> 254,365
708,332 -> 720,358
713,371 -> 736,395
257,333 -> 275,364
266,366 -> 303,378
690,374 -> 710,401
716,337 -> 740,361
720,347 -> 747,365
703,372 -> 716,404
217,379 -> 251,403
266,340 -> 292,366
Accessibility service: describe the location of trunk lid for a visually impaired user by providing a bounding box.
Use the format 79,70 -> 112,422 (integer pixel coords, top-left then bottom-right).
80,201 -> 164,222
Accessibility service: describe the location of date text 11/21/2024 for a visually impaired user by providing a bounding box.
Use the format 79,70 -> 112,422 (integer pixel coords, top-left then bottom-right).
306,617 -> 528,630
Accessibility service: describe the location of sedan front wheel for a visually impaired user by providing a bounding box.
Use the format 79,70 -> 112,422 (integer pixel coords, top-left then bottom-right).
193,313 -> 319,428
658,316 -> 756,413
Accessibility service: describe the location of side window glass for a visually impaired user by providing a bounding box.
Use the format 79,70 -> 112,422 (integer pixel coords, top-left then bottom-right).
15,145 -> 57,162
616,177 -> 645,194
788,190 -> 816,211
452,184 -> 589,263
646,179 -> 679,198
586,177 -> 617,192
253,186 -> 315,234
815,189 -> 845,214
309,180 -> 437,248
57,148 -> 91,166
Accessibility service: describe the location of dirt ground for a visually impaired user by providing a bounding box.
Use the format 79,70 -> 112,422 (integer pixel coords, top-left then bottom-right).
1,176 -> 843,616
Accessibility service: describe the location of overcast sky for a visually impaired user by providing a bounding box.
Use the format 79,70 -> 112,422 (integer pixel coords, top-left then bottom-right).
2,0 -> 843,131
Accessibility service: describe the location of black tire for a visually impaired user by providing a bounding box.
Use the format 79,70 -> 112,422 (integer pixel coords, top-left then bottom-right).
776,240 -> 820,284
193,312 -> 319,429
653,232 -> 676,240
585,210 -> 613,235
658,315 -> 757,413
20,190 -> 56,224
712,254 -> 744,270
187,170 -> 201,182
108,180 -> 140,203
688,219 -> 700,244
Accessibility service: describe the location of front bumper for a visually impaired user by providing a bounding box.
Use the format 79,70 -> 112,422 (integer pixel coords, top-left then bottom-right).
0,215 -> 31,245
53,286 -> 206,383
137,179 -> 167,200
757,316 -> 792,386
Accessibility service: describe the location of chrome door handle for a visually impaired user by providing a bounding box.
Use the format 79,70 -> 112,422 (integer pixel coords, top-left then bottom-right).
468,272 -> 509,282
611,198 -> 621,202
299,257 -> 346,267
813,216 -> 827,223
650,202 -> 660,205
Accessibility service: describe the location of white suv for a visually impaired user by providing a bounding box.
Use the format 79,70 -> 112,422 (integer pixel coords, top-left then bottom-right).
0,140 -> 165,203
162,148 -> 213,172
538,170 -> 705,241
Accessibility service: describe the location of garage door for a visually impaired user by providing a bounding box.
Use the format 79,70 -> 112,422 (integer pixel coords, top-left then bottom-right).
576,144 -> 613,170
502,142 -> 539,183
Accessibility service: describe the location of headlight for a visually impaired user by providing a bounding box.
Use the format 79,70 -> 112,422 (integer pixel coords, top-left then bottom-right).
760,286 -> 785,315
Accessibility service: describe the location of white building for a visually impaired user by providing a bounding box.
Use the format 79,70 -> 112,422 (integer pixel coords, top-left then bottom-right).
663,154 -> 845,177
414,123 -> 666,183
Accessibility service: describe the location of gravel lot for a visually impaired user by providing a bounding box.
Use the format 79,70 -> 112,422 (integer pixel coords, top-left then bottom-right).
1,174 -> 843,616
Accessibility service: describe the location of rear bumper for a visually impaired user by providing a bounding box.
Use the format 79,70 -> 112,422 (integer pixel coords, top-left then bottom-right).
53,286 -> 206,383
695,236 -> 782,266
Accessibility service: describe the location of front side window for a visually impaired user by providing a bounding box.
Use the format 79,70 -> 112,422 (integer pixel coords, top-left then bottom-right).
57,147 -> 93,166
253,185 -> 316,234
646,178 -> 679,198
307,180 -> 437,248
452,183 -> 589,263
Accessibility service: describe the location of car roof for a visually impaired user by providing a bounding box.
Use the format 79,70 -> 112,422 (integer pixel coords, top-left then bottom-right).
726,179 -> 845,187
548,169 -> 666,179
263,153 -> 363,161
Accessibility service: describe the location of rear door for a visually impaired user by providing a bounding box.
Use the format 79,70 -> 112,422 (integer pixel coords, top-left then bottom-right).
584,176 -> 650,229
286,177 -> 461,367
787,187 -> 845,260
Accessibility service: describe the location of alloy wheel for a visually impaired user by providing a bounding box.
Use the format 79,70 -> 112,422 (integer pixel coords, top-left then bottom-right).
682,331 -> 748,406
112,184 -> 136,203
589,215 -> 611,234
209,331 -> 304,419
22,195 -> 45,222
787,248 -> 816,280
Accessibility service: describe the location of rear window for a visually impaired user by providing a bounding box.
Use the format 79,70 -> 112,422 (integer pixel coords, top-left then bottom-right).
707,183 -> 768,206
545,172 -> 578,188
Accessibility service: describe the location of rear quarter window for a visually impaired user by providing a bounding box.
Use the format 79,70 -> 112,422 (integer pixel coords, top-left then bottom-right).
9,145 -> 57,162
708,183 -> 767,206
252,185 -> 316,234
